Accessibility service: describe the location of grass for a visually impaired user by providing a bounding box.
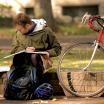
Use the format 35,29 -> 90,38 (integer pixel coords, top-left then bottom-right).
59,48 -> 104,71
0,50 -> 12,66
0,48 -> 104,72
0,24 -> 96,38
59,24 -> 96,36
0,27 -> 15,38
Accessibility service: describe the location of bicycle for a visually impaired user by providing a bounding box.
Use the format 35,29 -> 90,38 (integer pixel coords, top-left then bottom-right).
57,13 -> 104,97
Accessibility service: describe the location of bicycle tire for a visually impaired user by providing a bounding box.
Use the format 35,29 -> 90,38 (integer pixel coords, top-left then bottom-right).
57,42 -> 104,97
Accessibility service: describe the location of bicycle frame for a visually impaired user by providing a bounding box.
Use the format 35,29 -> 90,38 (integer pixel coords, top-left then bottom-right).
83,24 -> 104,71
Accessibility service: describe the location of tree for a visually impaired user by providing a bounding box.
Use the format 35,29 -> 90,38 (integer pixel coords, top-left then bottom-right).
34,0 -> 57,32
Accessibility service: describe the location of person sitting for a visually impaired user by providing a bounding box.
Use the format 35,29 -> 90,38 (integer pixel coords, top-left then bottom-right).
4,13 -> 62,100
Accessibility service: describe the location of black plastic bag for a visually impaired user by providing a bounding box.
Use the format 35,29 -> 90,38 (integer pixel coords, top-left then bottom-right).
4,65 -> 38,100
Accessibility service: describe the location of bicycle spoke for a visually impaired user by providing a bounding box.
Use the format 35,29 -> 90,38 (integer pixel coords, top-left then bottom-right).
57,42 -> 104,97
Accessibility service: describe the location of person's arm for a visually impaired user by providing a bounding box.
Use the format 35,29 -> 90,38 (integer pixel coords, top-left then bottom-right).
45,27 -> 62,57
10,32 -> 25,54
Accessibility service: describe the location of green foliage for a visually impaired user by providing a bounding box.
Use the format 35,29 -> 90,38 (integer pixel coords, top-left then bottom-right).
0,4 -> 11,9
0,4 -> 12,17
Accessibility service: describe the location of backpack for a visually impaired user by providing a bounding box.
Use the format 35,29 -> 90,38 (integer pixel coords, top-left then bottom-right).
4,65 -> 38,100
3,53 -> 53,100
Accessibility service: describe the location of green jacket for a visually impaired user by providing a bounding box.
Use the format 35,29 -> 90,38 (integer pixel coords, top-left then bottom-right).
11,27 -> 62,57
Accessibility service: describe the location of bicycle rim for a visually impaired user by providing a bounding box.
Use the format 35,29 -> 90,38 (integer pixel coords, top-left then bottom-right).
57,42 -> 104,97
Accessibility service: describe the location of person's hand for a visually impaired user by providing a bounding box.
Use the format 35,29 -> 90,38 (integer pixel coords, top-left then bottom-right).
81,12 -> 91,24
42,51 -> 49,59
25,47 -> 35,53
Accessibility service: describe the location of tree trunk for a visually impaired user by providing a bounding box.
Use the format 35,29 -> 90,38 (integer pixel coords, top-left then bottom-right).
34,0 -> 57,32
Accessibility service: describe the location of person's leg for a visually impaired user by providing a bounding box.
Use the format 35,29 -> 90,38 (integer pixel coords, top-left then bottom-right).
31,54 -> 44,82
30,67 -> 37,83
31,54 -> 37,66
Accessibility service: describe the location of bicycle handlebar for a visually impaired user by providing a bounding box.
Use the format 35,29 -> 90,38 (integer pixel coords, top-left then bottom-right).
88,16 -> 101,32
82,13 -> 104,32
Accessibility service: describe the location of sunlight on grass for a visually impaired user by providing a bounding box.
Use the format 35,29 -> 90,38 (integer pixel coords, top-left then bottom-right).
0,50 -> 12,66
61,59 -> 104,65
57,46 -> 104,71
60,59 -> 104,71
0,48 -> 104,72
0,59 -> 12,66
59,24 -> 95,35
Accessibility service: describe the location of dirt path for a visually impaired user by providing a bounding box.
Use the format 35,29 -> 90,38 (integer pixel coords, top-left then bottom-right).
0,96 -> 104,104
58,35 -> 96,43
0,35 -> 96,50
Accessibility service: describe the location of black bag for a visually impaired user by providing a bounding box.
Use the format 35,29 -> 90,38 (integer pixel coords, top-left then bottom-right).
4,65 -> 38,100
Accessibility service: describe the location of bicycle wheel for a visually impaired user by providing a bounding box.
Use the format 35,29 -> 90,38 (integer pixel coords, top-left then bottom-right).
57,42 -> 104,97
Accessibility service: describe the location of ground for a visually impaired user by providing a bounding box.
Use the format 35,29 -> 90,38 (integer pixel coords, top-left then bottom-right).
0,96 -> 104,104
0,35 -> 96,50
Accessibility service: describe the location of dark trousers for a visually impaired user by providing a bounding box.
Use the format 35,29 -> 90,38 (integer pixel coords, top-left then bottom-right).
12,52 -> 44,83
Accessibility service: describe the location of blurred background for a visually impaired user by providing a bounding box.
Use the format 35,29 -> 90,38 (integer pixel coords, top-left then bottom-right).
0,0 -> 104,30
0,0 -> 103,67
